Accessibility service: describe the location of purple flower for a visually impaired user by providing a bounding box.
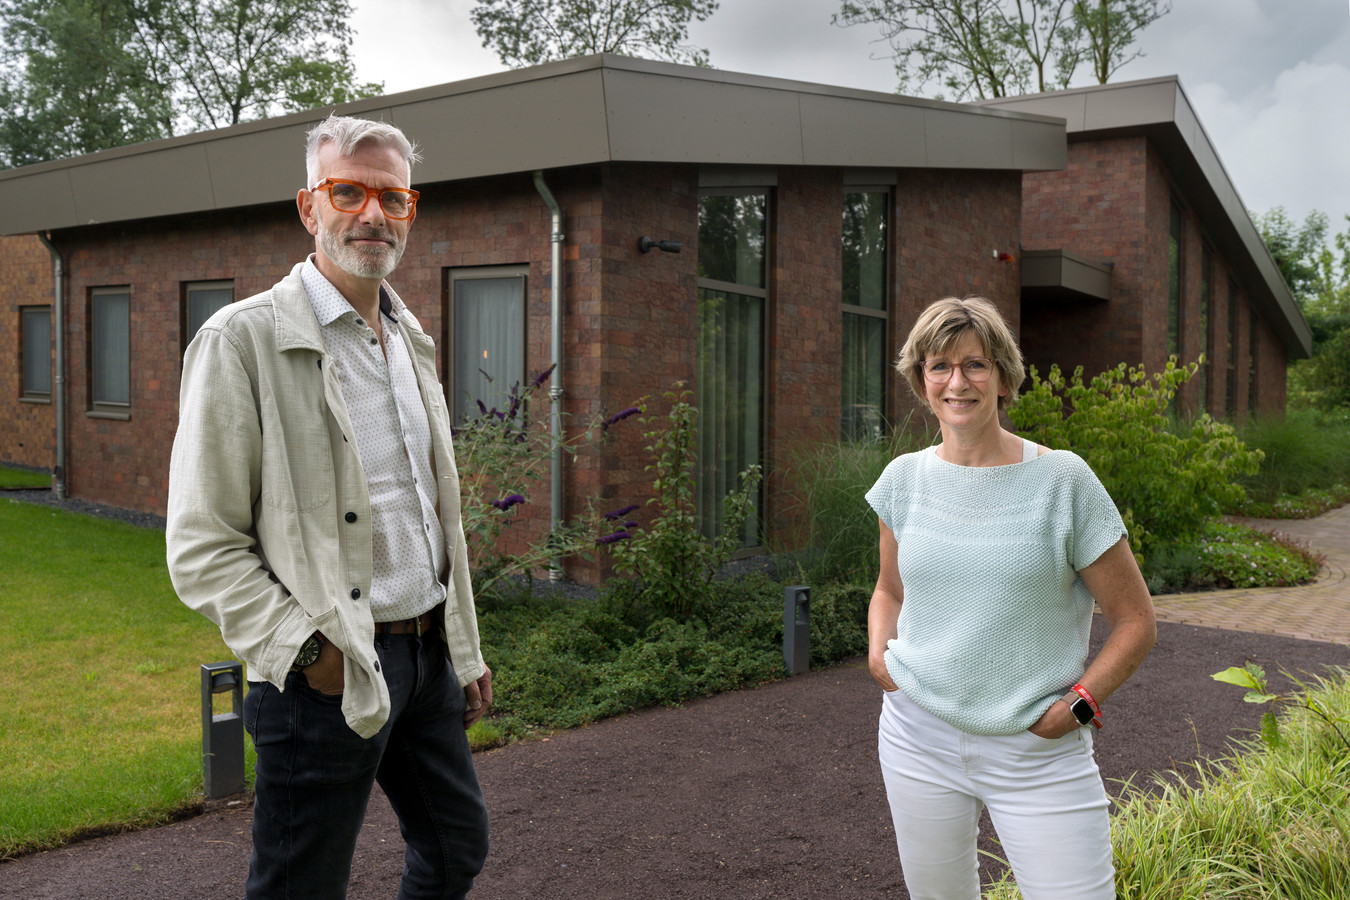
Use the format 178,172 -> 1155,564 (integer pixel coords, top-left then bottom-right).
529,364 -> 557,390
491,494 -> 526,511
604,504 -> 639,520
476,399 -> 488,416
596,530 -> 632,545
602,406 -> 642,430
624,521 -> 639,529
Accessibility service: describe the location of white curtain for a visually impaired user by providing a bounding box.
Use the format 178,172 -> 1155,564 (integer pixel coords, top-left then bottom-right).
453,275 -> 525,422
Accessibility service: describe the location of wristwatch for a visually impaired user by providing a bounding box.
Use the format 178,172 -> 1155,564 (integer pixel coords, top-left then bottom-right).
1061,690 -> 1096,726
292,633 -> 325,671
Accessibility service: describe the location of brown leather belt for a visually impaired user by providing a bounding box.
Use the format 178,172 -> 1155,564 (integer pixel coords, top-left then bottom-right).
376,609 -> 436,636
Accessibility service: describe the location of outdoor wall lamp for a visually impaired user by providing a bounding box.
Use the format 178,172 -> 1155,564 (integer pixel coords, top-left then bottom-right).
992,249 -> 1015,262
638,236 -> 682,253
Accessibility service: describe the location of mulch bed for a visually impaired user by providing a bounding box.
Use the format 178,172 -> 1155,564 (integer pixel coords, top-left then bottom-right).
3,617 -> 1346,899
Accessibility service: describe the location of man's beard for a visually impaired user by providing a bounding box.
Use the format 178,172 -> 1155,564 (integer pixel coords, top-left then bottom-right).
316,211 -> 405,280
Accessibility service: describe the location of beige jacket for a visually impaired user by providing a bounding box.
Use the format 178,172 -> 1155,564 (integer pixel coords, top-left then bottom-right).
167,263 -> 483,739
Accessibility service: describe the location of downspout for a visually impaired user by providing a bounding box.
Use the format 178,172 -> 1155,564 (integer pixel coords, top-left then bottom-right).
36,232 -> 66,501
532,171 -> 565,582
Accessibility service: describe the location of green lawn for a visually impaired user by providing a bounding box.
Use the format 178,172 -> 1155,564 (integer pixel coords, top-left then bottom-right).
0,464 -> 51,489
0,498 -> 250,859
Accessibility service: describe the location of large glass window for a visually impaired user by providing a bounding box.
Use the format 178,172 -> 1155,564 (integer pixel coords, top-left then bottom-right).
697,191 -> 767,545
841,190 -> 888,441
21,306 -> 52,398
1199,243 -> 1212,409
184,281 -> 233,349
1167,200 -> 1183,358
1226,278 -> 1239,418
447,267 -> 527,422
90,287 -> 130,409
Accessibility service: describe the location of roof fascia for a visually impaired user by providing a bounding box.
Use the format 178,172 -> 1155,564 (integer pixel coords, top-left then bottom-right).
1,54 -> 1063,236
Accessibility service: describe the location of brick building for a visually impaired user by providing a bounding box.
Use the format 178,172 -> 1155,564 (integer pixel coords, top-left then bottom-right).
983,78 -> 1311,418
0,59 -> 1308,578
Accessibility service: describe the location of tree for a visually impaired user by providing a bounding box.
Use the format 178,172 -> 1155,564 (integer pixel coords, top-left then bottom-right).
132,0 -> 384,131
833,0 -> 1169,101
470,0 -> 719,69
1072,0 -> 1171,84
1256,207 -> 1350,412
0,0 -> 383,168
0,0 -> 173,167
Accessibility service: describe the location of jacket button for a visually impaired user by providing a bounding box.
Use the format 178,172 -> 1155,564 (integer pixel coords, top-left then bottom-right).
351,588 -> 361,599
374,660 -> 381,673
345,511 -> 357,523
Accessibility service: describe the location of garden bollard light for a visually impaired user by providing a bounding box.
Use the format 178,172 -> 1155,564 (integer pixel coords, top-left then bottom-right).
201,661 -> 245,799
783,586 -> 810,675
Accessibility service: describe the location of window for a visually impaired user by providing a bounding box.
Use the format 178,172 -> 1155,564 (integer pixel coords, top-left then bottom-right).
90,287 -> 130,409
1167,200 -> 1183,358
447,267 -> 527,422
1248,307 -> 1260,417
697,190 -> 767,545
1198,244 -> 1212,409
841,190 -> 889,441
21,306 -> 52,399
1226,279 -> 1239,418
184,281 -> 233,349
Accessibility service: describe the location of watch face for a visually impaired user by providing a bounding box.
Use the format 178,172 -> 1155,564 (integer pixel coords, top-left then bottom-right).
295,638 -> 322,669
1069,697 -> 1095,725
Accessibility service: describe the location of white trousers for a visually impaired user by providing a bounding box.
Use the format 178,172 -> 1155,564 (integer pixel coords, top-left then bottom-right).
877,689 -> 1114,900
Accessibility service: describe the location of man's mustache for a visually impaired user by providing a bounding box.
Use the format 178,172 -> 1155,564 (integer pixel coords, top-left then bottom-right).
344,227 -> 396,245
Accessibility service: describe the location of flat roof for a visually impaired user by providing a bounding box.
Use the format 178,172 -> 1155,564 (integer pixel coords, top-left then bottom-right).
980,77 -> 1311,359
0,53 -> 1065,236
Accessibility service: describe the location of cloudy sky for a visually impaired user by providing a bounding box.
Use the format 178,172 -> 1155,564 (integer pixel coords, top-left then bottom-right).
349,0 -> 1350,232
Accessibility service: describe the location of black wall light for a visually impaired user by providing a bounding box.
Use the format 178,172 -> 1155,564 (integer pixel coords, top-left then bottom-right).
638,236 -> 682,253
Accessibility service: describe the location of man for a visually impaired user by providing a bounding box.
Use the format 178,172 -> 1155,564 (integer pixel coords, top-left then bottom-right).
167,114 -> 491,898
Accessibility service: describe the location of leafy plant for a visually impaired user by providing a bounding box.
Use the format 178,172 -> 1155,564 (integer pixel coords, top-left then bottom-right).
452,366 -> 642,597
1008,357 -> 1262,559
608,387 -> 762,621
1211,663 -> 1349,751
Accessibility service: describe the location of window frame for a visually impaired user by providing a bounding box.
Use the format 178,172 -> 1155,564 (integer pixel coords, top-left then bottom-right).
840,187 -> 891,441
444,265 -> 529,424
182,280 -> 235,355
20,305 -> 53,402
696,186 -> 771,547
88,286 -> 131,416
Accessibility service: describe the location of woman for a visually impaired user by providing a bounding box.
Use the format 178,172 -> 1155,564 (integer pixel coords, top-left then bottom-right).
866,296 -> 1155,899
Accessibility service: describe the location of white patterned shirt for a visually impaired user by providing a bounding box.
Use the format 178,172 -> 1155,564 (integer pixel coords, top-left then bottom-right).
302,258 -> 447,622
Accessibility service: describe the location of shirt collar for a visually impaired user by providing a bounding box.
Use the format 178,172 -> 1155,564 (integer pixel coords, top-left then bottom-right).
301,255 -> 401,326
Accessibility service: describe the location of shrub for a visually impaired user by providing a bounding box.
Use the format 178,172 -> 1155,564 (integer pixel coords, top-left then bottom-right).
1008,358 -> 1262,559
607,387 -> 762,622
452,366 -> 642,596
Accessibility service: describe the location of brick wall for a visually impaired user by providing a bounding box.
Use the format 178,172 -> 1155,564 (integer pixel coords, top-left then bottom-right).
1,234 -> 58,473
1014,137 -> 1288,420
894,169 -> 1024,422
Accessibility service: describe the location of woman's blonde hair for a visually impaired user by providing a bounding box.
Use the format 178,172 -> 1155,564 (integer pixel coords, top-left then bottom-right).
897,296 -> 1026,408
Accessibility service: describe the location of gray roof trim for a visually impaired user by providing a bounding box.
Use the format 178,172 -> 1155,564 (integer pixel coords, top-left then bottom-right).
980,78 -> 1311,359
0,54 -> 1064,236
1021,249 -> 1113,302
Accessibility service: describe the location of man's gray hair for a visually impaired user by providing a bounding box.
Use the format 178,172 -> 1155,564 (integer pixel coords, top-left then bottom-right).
304,114 -> 422,187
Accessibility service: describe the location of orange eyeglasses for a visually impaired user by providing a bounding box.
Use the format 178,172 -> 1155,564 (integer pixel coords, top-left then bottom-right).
311,178 -> 419,220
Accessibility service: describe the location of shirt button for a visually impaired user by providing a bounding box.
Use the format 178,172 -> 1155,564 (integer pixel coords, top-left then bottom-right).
345,512 -> 357,523
369,337 -> 378,345
351,588 -> 361,599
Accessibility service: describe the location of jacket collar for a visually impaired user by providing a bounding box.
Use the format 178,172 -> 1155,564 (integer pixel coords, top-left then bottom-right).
272,260 -> 425,354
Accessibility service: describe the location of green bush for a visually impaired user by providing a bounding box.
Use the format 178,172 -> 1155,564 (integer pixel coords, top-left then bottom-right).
1235,410 -> 1350,505
608,387 -> 762,622
1008,358 -> 1262,559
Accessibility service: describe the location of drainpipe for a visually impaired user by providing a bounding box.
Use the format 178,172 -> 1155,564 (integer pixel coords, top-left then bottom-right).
532,171 -> 565,582
36,231 -> 66,501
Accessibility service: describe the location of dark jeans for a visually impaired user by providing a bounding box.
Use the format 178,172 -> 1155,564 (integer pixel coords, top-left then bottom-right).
243,632 -> 489,899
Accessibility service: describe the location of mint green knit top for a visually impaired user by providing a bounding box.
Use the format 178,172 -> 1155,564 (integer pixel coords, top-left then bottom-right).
865,441 -> 1126,735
